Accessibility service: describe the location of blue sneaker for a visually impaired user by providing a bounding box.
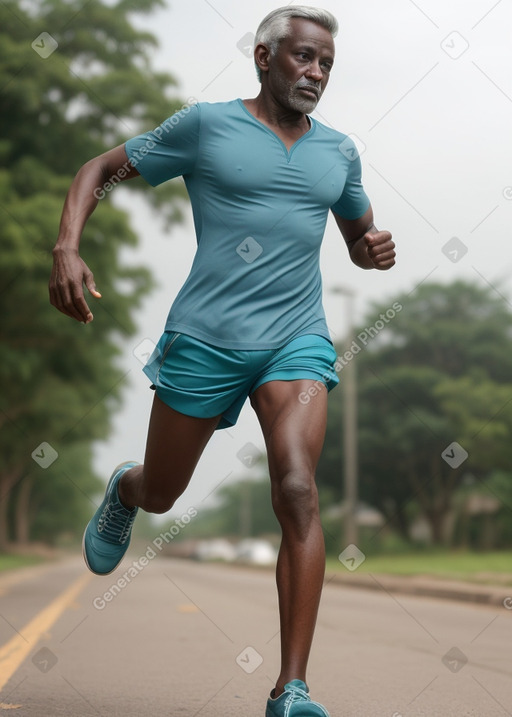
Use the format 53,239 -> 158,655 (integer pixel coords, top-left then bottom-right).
82,461 -> 139,575
266,680 -> 330,716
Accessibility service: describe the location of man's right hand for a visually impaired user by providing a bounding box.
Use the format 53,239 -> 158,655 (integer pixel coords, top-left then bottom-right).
49,248 -> 102,323
49,144 -> 138,323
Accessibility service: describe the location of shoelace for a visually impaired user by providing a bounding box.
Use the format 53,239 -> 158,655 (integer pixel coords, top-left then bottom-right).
98,501 -> 136,544
287,685 -> 311,703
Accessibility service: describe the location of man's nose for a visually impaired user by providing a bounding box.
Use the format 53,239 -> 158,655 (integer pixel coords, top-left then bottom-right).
305,60 -> 323,82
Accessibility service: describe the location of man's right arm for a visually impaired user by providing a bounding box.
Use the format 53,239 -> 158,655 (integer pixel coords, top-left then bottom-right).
49,144 -> 139,324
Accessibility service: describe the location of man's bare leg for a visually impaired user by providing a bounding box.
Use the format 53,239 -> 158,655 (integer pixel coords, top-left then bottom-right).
82,393 -> 221,575
118,394 -> 221,513
250,380 -> 328,695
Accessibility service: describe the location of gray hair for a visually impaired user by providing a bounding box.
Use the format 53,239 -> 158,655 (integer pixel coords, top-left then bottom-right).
254,6 -> 338,82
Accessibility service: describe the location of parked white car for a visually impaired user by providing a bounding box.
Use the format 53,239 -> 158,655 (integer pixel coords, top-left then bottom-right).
194,538 -> 237,562
235,539 -> 278,566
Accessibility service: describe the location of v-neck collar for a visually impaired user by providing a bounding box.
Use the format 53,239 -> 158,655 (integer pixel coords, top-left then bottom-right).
237,98 -> 315,162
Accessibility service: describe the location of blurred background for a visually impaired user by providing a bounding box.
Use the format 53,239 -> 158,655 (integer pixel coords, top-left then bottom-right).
2,0 -> 512,579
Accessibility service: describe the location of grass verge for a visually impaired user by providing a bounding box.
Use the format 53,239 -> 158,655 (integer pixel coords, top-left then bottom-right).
326,550 -> 512,585
0,554 -> 45,573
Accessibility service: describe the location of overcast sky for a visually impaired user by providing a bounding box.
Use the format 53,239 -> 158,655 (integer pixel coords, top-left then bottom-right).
93,0 -> 512,520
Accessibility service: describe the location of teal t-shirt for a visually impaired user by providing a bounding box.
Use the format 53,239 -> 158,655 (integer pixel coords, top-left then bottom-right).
125,99 -> 370,349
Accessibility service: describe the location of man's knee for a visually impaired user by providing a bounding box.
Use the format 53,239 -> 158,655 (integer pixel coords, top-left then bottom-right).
138,473 -> 180,514
142,495 -> 174,514
271,470 -> 319,523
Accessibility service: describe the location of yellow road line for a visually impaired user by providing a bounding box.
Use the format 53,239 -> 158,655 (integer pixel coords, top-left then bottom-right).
0,572 -> 92,693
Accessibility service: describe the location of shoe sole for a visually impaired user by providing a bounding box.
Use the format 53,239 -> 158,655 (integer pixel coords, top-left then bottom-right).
82,461 -> 138,576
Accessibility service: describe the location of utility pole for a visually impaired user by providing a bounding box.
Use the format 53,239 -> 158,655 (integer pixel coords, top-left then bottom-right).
331,287 -> 358,548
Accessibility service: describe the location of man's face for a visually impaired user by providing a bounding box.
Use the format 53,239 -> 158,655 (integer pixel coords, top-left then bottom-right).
267,18 -> 335,114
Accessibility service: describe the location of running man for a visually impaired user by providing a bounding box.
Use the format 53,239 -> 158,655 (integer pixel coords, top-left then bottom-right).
49,6 -> 395,716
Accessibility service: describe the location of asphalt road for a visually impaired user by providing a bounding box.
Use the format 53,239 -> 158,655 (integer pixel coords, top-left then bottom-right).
0,555 -> 511,716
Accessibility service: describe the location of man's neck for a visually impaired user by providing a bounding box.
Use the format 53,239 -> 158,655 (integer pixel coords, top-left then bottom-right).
243,95 -> 310,133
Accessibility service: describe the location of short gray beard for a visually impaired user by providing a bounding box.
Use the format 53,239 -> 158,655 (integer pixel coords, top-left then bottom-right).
288,77 -> 320,114
287,86 -> 319,114
272,68 -> 320,114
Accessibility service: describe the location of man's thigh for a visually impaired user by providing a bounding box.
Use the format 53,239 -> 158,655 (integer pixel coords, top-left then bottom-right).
142,394 -> 221,501
250,379 -> 328,474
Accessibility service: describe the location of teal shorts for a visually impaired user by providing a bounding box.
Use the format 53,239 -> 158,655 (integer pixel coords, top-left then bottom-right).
143,332 -> 339,429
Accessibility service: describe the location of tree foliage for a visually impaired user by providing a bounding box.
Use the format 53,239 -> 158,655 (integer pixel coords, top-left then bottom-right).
317,280 -> 512,546
0,0 -> 187,548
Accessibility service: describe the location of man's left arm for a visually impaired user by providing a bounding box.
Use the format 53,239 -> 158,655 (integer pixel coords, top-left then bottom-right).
332,205 -> 395,270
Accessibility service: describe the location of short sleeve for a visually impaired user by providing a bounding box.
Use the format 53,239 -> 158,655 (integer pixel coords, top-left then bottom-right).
331,136 -> 370,220
124,103 -> 201,187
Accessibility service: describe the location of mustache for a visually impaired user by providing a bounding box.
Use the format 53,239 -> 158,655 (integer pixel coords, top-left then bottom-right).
294,79 -> 321,97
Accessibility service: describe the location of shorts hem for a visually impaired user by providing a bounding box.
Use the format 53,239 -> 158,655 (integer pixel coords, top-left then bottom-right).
155,386 -> 236,431
251,369 -> 339,394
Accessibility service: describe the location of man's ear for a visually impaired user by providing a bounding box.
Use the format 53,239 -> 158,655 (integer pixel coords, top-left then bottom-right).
254,42 -> 271,78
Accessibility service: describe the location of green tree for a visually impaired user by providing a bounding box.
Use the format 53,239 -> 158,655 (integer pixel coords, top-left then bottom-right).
317,280 -> 512,546
0,0 -> 187,548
